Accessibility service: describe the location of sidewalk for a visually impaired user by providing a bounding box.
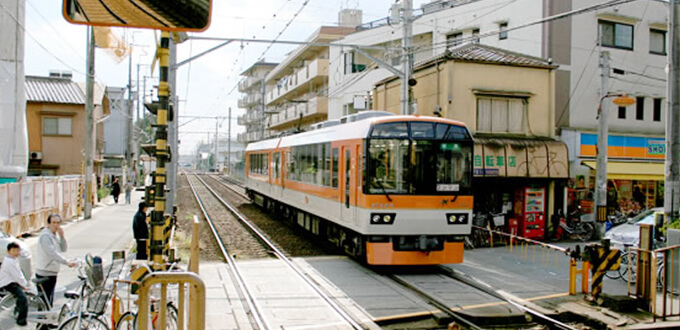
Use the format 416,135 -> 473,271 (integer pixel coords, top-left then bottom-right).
22,190 -> 139,291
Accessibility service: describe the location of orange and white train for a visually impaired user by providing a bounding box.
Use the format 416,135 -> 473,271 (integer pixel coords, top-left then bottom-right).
244,111 -> 474,265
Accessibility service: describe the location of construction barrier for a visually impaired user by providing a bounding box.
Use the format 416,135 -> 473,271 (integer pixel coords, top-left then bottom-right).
0,175 -> 97,236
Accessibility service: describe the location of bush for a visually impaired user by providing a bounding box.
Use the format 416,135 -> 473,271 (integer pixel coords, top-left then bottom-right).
97,187 -> 110,200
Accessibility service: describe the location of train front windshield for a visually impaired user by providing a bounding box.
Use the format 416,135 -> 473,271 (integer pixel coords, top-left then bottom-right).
366,121 -> 473,195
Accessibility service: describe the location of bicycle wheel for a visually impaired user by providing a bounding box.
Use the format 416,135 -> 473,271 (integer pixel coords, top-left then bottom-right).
136,302 -> 179,330
115,311 -> 137,330
58,313 -> 109,330
620,251 -> 638,284
0,291 -> 47,326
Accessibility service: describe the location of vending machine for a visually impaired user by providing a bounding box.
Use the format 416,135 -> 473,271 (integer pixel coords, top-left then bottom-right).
514,187 -> 546,239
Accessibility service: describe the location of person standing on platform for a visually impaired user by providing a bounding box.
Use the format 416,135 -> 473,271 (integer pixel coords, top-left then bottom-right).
133,202 -> 149,260
124,180 -> 133,204
0,242 -> 28,326
35,214 -> 76,308
111,178 -> 121,204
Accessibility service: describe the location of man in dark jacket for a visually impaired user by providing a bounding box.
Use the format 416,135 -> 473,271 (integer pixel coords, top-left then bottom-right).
133,202 -> 149,260
111,178 -> 121,204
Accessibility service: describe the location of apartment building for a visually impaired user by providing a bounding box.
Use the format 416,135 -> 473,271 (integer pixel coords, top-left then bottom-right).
263,25 -> 357,135
237,61 -> 277,144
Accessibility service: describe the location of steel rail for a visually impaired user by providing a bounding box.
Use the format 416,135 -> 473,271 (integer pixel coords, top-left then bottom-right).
437,266 -> 578,330
386,274 -> 484,330
194,174 -> 365,330
184,173 -> 270,330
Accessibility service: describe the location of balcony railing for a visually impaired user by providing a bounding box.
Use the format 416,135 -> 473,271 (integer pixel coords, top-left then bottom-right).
268,95 -> 328,129
237,76 -> 263,92
266,58 -> 329,105
238,93 -> 263,108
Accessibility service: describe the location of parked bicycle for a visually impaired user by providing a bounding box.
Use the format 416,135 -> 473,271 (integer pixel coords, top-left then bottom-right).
0,260 -> 84,329
556,206 -> 594,242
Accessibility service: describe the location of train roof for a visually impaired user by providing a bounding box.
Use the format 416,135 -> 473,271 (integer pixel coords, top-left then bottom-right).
246,114 -> 469,152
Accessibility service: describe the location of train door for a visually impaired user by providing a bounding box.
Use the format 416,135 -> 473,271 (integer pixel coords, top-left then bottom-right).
340,146 -> 354,222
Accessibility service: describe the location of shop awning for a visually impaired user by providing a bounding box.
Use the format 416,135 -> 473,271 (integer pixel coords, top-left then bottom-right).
474,138 -> 569,178
582,161 -> 664,181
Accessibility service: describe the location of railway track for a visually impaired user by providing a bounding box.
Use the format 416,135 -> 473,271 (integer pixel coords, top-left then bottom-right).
196,174 -> 581,329
185,173 -> 364,330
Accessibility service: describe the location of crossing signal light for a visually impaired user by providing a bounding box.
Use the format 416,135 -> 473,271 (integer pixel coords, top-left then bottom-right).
144,102 -> 174,121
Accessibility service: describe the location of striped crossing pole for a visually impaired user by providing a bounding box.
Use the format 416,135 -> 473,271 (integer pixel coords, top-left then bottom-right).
150,32 -> 171,269
584,242 -> 620,301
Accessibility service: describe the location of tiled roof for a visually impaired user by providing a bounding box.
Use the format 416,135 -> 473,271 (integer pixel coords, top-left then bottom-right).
416,43 -> 556,69
25,76 -> 85,104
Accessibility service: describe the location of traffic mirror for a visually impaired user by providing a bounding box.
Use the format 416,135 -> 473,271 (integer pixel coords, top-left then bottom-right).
62,0 -> 211,32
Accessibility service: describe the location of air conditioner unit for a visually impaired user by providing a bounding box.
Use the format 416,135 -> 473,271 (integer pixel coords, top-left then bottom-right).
30,151 -> 42,160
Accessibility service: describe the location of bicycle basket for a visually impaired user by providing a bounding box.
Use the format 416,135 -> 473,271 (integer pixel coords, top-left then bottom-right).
87,290 -> 111,314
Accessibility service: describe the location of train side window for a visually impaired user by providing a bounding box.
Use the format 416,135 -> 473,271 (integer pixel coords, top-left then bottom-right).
273,152 -> 280,179
323,143 -> 331,186
287,150 -> 297,181
332,148 -> 339,188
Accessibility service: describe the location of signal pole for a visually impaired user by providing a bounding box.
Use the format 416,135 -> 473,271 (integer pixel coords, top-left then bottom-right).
400,0 -> 413,115
594,51 -> 610,238
84,27 -> 95,219
666,0 -> 680,223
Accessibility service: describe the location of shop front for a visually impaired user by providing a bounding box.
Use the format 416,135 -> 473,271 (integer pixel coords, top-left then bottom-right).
576,133 -> 665,217
473,138 -> 570,240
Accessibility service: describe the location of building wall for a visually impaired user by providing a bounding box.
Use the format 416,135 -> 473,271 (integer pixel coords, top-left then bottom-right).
374,60 -> 555,137
568,0 -> 667,135
329,0 -> 547,119
27,102 -> 85,175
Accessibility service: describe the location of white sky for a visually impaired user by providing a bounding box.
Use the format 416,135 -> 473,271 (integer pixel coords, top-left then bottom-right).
23,0 -> 430,156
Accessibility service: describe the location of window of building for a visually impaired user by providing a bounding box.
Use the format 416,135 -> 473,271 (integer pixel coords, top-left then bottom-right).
472,28 -> 480,43
344,51 -> 366,74
650,29 -> 666,55
499,22 -> 508,40
476,97 -> 525,133
618,106 -> 626,119
636,97 -> 644,120
42,117 -> 72,136
447,32 -> 463,48
599,20 -> 633,50
654,98 -> 662,121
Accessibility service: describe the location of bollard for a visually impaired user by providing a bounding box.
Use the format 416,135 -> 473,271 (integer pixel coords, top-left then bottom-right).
569,259 -> 590,295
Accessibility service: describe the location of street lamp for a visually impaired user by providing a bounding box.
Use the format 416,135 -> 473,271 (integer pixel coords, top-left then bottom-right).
594,93 -> 635,235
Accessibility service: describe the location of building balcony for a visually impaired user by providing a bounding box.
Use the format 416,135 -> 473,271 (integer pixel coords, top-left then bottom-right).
238,93 -> 263,108
266,58 -> 329,105
268,95 -> 328,130
237,76 -> 263,93
237,130 -> 265,144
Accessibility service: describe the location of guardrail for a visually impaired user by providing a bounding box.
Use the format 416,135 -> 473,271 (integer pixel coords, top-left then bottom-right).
137,272 -> 206,330
633,243 -> 680,321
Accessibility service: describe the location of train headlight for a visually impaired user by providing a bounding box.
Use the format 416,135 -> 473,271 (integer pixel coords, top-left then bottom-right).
446,213 -> 469,225
370,213 -> 396,225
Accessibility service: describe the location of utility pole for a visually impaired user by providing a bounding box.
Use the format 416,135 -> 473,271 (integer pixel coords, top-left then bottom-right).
400,0 -> 413,115
84,26 -> 95,219
260,79 -> 266,141
126,39 -> 133,190
214,120 -> 219,171
666,0 -> 680,223
228,107 -> 232,175
166,38 -> 178,215
594,51 -> 610,238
